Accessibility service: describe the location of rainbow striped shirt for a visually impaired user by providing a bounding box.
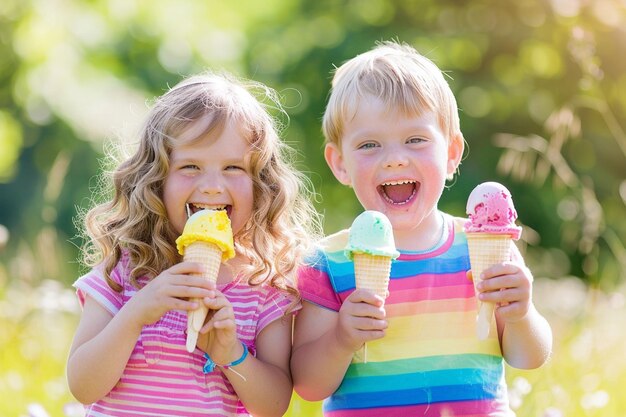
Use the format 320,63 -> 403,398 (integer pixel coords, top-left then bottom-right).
74,252 -> 296,416
298,214 -> 514,417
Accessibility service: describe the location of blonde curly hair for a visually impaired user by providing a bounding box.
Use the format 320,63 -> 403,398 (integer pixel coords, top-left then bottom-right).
80,71 -> 321,299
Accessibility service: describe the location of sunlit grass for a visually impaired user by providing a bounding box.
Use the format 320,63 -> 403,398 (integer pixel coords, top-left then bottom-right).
0,281 -> 80,417
1,278 -> 624,417
504,279 -> 626,417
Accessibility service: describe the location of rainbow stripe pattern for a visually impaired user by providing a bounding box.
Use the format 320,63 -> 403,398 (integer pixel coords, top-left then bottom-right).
298,215 -> 514,416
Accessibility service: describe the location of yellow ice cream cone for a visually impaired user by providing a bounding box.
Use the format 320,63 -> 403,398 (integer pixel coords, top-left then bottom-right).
176,210 -> 234,353
183,241 -> 223,352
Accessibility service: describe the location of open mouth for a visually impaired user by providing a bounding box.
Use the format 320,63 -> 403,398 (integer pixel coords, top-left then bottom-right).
378,180 -> 417,205
186,203 -> 231,218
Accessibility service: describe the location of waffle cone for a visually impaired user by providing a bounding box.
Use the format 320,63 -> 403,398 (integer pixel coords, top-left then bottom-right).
466,233 -> 512,339
183,241 -> 223,352
353,253 -> 392,299
184,241 -> 223,282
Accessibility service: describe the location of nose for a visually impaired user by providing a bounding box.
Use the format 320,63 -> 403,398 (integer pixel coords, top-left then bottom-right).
383,148 -> 409,168
197,172 -> 224,194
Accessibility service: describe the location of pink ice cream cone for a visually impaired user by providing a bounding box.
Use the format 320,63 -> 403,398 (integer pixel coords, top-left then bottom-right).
464,182 -> 521,340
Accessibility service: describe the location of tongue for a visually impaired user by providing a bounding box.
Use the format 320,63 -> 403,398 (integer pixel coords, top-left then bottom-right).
383,183 -> 415,204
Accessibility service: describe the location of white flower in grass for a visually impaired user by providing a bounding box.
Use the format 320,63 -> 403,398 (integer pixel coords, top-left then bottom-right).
27,404 -> 50,417
508,376 -> 532,409
542,407 -> 563,417
581,390 -> 609,410
63,402 -> 85,417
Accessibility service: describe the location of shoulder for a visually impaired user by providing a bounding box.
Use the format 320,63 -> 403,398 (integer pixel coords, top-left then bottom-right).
318,229 -> 350,254
73,256 -> 130,314
444,214 -> 470,246
297,229 -> 350,311
302,228 -> 350,269
232,284 -> 298,335
228,281 -> 295,311
447,214 -> 468,234
74,256 -> 128,292
263,285 -> 298,309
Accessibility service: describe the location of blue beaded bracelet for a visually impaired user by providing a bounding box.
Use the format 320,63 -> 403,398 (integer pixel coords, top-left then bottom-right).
202,341 -> 248,374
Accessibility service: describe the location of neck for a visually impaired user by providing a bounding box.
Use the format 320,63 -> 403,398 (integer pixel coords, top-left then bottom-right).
394,211 -> 445,252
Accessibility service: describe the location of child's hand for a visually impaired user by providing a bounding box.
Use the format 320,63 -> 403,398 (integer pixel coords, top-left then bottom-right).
475,261 -> 533,323
334,289 -> 387,353
197,290 -> 240,364
126,261 -> 215,327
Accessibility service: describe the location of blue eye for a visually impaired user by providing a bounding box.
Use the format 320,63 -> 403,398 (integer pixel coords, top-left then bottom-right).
358,142 -> 378,150
407,137 -> 426,144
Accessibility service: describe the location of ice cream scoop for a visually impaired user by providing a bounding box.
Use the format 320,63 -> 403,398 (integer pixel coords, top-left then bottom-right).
464,182 -> 521,340
345,210 -> 400,260
465,181 -> 521,238
176,209 -> 235,261
345,210 -> 400,299
176,209 -> 235,352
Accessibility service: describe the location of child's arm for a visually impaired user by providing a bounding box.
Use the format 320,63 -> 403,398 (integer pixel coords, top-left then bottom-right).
197,292 -> 293,417
66,295 -> 146,403
66,262 -> 212,403
476,246 -> 553,369
290,290 -> 387,401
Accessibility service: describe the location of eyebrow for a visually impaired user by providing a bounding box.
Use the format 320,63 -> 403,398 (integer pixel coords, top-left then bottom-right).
169,152 -> 196,163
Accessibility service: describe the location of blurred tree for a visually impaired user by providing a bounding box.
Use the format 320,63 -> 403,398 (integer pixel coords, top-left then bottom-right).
0,0 -> 624,289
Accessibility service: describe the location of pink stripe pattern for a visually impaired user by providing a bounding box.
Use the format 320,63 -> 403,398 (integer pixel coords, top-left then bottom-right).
74,253 -> 297,416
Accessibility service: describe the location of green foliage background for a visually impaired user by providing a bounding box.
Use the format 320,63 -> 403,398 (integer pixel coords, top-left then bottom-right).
0,0 -> 625,416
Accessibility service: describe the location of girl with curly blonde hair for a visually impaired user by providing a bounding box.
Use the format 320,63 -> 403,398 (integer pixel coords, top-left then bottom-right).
67,71 -> 321,416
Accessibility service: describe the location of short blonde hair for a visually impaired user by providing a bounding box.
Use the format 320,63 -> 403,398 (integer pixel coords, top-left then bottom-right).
323,41 -> 462,146
81,71 -> 321,298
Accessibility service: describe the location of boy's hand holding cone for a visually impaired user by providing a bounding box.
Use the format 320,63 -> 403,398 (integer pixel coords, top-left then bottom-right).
345,210 -> 399,362
464,182 -> 522,340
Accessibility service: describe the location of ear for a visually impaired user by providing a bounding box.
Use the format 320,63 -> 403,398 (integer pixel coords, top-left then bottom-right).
324,143 -> 351,186
446,133 -> 464,179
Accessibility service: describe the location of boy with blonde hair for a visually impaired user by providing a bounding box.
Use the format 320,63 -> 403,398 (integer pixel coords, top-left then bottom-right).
291,41 -> 552,416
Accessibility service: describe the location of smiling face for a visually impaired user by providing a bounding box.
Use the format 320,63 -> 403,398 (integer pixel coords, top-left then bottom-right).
163,117 -> 254,240
325,96 -> 463,248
